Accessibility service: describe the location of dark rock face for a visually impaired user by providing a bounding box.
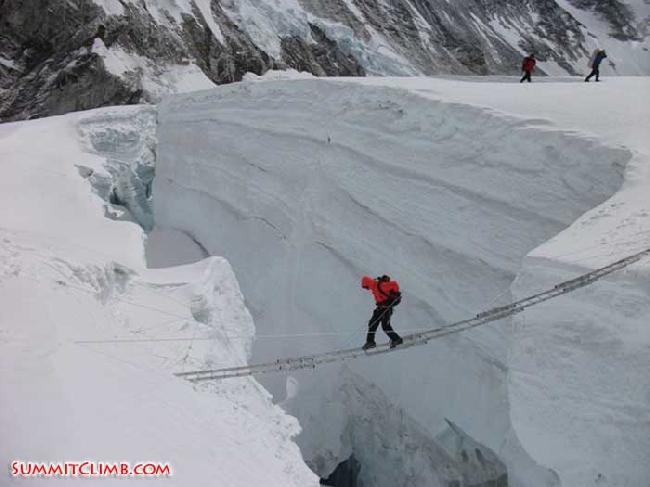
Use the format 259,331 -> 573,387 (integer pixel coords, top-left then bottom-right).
177,2 -> 272,84
300,0 -> 594,76
0,0 -> 647,121
1,0 -> 132,120
0,0 -> 128,120
567,0 -> 641,40
0,0 -> 359,121
282,24 -> 365,76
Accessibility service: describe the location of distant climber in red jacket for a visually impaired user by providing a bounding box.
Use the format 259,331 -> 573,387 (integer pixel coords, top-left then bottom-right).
520,54 -> 536,83
361,275 -> 403,350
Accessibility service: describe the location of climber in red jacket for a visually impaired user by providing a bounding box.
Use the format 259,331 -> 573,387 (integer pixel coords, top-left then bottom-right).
361,275 -> 404,350
520,54 -> 536,83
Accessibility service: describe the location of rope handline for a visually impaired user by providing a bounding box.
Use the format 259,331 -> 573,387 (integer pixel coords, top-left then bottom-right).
174,247 -> 650,382
4,228 -> 648,334
71,244 -> 650,344
8,236 -> 647,345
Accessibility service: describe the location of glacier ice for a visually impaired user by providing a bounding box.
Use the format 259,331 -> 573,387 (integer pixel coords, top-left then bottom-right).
0,105 -> 319,486
154,78 -> 632,485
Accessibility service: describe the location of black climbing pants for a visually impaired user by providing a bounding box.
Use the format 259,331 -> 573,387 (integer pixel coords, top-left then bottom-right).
585,67 -> 600,81
520,71 -> 532,83
366,306 -> 401,344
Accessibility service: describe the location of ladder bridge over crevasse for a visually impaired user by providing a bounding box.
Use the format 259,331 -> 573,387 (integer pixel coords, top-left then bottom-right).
175,248 -> 650,383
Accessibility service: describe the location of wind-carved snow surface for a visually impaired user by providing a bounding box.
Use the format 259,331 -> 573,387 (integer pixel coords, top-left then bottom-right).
0,107 -> 318,486
154,78 -> 643,486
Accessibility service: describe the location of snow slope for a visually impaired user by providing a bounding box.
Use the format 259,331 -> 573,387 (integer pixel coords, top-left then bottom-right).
0,107 -> 318,486
155,75 -> 650,486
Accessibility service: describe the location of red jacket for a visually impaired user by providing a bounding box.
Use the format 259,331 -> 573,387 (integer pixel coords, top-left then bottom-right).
361,275 -> 400,306
522,56 -> 536,72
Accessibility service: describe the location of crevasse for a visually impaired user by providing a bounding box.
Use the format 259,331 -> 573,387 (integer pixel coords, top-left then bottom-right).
153,79 -> 630,486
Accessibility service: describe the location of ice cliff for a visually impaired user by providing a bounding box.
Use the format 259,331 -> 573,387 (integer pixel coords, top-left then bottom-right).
154,77 -> 648,486
0,105 -> 319,486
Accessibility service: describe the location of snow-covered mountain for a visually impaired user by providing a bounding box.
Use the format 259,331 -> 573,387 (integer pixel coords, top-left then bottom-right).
2,0 -> 649,121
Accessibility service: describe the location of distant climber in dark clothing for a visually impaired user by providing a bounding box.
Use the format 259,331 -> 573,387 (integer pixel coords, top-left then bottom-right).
585,49 -> 607,82
361,275 -> 403,350
520,54 -> 536,83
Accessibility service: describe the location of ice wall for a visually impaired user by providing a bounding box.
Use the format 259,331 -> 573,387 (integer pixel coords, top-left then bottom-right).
154,79 -> 628,485
509,206 -> 650,484
76,106 -> 157,231
0,106 -> 319,487
282,367 -> 509,486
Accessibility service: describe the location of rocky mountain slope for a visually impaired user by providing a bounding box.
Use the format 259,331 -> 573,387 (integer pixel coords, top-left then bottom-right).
1,0 -> 649,121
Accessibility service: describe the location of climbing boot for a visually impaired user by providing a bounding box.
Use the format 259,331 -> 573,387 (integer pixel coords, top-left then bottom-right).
362,342 -> 376,350
390,338 -> 403,349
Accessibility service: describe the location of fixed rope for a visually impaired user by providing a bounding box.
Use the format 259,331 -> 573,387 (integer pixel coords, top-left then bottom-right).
175,247 -> 650,382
